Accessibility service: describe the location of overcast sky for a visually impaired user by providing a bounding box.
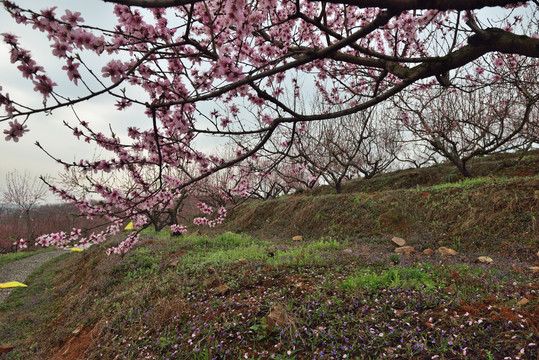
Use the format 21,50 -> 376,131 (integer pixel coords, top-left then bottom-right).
0,0 -> 155,202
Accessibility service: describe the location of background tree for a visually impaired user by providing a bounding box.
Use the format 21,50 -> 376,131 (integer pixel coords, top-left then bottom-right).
293,105 -> 400,193
394,70 -> 539,177
271,158 -> 320,192
239,156 -> 298,200
1,170 -> 48,241
0,0 -> 538,252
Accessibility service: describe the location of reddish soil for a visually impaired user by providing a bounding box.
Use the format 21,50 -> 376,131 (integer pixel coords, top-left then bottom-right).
50,323 -> 101,360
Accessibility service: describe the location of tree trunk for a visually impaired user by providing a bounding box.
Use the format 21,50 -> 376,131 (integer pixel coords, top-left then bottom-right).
455,160 -> 474,178
335,181 -> 342,194
24,209 -> 32,241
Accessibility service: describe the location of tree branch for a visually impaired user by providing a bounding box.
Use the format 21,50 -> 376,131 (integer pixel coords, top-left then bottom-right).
103,0 -> 529,10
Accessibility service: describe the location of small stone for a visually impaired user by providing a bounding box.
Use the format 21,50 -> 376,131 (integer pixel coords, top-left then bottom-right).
292,235 -> 303,241
232,258 -> 248,267
203,275 -> 220,288
0,345 -> 14,354
342,248 -> 353,255
215,284 -> 232,296
438,247 -> 457,256
422,248 -> 434,256
516,298 -> 529,306
71,327 -> 82,335
527,266 -> 539,274
443,285 -> 456,295
476,256 -> 493,264
391,236 -> 406,247
169,259 -> 180,267
394,246 -> 416,256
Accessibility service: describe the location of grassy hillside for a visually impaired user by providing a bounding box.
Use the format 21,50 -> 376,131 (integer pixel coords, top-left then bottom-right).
225,175 -> 538,255
0,150 -> 538,360
225,149 -> 539,256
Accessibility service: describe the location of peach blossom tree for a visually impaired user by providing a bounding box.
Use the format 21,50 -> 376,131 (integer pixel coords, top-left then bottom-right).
0,0 -> 538,252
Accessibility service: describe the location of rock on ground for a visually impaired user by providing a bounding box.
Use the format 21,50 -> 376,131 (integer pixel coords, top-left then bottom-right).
476,256 -> 493,264
391,237 -> 406,247
438,247 -> 457,256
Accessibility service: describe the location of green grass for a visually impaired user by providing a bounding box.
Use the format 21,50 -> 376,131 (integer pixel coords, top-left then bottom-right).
340,266 -> 436,292
175,234 -> 347,271
425,176 -> 495,190
421,174 -> 539,192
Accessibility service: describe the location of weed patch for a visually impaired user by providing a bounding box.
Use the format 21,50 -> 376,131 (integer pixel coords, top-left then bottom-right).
340,266 -> 436,292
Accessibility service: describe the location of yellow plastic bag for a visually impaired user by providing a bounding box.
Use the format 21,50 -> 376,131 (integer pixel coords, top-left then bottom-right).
0,281 -> 28,288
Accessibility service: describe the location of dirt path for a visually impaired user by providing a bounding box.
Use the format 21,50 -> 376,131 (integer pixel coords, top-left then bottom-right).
0,250 -> 66,303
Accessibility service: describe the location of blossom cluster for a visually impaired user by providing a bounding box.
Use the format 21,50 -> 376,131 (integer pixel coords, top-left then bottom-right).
170,224 -> 187,234
13,238 -> 28,251
3,119 -> 29,142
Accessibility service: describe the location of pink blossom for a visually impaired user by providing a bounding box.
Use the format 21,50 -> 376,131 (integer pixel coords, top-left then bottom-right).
196,202 -> 213,215
72,127 -> 83,139
193,217 -> 208,226
220,117 -> 232,128
106,233 -> 139,255
0,90 -> 14,118
115,98 -> 132,110
127,126 -> 141,139
3,120 -> 29,142
1,33 -> 18,46
62,58 -> 81,84
493,57 -> 504,67
61,10 -> 83,26
51,40 -> 72,58
13,238 -> 28,251
171,224 -> 187,234
261,114 -> 273,125
32,75 -> 57,98
102,59 -> 126,83
224,0 -> 246,27
273,87 -> 284,97
16,57 -> 43,79
230,104 -> 240,116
